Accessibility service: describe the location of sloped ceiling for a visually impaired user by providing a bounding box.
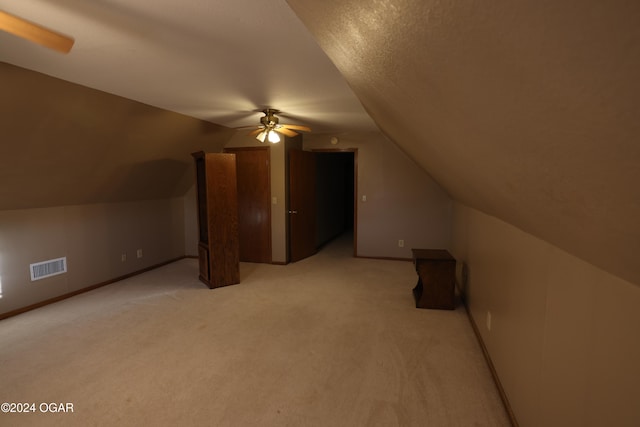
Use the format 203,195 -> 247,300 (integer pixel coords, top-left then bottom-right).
286,0 -> 640,285
0,62 -> 235,210
0,0 -> 376,132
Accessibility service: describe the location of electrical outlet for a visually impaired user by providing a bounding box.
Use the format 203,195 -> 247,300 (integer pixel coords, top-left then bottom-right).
121,253 -> 127,262
398,239 -> 404,248
136,249 -> 143,259
486,311 -> 492,331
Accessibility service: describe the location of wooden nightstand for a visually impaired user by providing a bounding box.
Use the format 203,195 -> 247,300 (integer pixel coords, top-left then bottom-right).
411,249 -> 456,310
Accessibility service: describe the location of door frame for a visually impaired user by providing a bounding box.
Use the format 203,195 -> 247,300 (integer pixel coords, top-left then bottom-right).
312,148 -> 358,257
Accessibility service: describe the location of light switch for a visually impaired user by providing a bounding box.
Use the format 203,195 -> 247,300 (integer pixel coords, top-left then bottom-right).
361,195 -> 367,202
272,197 -> 277,205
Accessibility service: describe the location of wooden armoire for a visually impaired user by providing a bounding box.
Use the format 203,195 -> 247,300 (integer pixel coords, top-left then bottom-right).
191,151 -> 240,288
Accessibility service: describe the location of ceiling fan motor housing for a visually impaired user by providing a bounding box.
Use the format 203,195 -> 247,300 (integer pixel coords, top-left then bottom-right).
261,109 -> 279,128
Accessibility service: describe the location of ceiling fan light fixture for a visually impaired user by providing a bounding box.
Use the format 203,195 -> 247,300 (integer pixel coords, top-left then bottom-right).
268,130 -> 280,143
256,130 -> 268,143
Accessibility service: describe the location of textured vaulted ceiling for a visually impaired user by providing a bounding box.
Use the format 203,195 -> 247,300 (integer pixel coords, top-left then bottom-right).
1,0 -> 639,285
286,0 -> 640,285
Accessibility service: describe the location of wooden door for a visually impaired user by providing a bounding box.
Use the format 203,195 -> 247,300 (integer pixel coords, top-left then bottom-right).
288,149 -> 317,262
224,147 -> 272,263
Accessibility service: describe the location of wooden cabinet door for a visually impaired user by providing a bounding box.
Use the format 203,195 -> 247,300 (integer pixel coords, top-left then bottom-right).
192,151 -> 240,288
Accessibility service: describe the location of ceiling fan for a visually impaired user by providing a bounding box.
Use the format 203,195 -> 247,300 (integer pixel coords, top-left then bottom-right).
0,10 -> 74,54
244,109 -> 311,143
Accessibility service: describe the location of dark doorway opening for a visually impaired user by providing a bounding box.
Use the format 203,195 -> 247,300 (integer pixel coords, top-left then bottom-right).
314,150 -> 356,255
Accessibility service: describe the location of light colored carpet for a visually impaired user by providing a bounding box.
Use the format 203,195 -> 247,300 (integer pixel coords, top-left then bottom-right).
0,233 -> 510,426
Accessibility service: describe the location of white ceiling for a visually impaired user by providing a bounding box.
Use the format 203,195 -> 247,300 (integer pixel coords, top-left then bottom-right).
0,0 -> 377,133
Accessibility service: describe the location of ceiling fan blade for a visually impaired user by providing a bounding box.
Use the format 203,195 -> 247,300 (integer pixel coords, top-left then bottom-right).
248,128 -> 263,136
0,10 -> 74,54
276,127 -> 298,137
280,124 -> 311,132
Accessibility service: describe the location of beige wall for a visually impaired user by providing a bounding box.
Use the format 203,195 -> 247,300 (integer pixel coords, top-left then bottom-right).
0,198 -> 186,315
451,203 -> 640,427
304,131 -> 452,258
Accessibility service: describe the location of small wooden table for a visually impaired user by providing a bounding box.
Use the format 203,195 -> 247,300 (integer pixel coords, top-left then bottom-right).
412,249 -> 456,310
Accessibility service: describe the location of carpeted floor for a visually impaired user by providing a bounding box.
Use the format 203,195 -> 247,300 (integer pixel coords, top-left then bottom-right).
0,233 -> 510,426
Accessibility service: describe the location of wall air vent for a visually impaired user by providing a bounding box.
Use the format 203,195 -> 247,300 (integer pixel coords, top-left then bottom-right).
30,257 -> 67,281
